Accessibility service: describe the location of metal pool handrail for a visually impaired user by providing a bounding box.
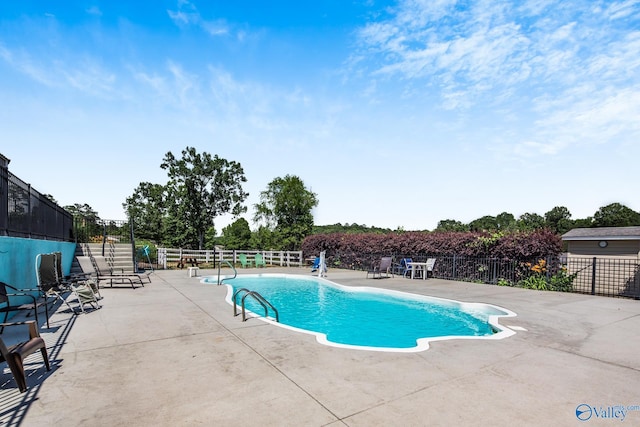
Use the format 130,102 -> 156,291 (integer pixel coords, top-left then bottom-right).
232,288 -> 279,322
217,260 -> 237,285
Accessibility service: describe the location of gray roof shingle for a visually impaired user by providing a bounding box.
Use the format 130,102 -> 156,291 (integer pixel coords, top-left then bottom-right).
562,226 -> 640,240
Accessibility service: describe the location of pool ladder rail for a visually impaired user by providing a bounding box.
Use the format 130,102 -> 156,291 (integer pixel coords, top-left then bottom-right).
232,288 -> 279,323
216,260 -> 237,285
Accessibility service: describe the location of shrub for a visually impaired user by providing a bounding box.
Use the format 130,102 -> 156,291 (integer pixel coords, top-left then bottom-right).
301,229 -> 562,268
548,269 -> 577,292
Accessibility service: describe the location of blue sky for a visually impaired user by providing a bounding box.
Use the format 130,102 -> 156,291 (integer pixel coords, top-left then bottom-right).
1,1 -> 639,232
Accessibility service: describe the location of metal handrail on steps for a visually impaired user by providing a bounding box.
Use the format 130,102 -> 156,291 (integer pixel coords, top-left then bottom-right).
217,260 -> 237,285
232,288 -> 279,322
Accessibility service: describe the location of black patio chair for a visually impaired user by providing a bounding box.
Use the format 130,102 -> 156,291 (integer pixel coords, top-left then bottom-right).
0,282 -> 49,332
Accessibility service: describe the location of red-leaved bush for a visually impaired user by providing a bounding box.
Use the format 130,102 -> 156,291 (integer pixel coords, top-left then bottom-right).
301,230 -> 562,270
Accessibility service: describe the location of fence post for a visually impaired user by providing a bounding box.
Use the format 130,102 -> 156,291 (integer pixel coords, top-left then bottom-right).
491,258 -> 497,284
130,220 -> 137,272
452,255 -> 457,280
591,257 -> 597,295
0,155 -> 8,235
160,248 -> 167,269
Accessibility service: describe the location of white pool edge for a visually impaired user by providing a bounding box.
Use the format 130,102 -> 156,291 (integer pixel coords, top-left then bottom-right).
203,273 -> 518,353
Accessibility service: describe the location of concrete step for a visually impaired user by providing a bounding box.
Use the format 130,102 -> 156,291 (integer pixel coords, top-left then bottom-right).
80,242 -> 136,272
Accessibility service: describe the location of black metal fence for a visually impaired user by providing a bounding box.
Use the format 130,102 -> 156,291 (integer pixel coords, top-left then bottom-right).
565,257 -> 640,299
73,218 -> 132,245
329,251 -> 640,300
0,162 -> 74,241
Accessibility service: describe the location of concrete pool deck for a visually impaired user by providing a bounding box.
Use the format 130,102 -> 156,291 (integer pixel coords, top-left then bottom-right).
2,267 -> 639,426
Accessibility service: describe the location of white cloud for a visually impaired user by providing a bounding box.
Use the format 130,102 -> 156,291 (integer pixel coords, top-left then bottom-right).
354,0 -> 640,158
167,0 -> 231,38
604,0 -> 640,20
0,44 -> 57,86
167,0 -> 199,26
0,43 -> 118,97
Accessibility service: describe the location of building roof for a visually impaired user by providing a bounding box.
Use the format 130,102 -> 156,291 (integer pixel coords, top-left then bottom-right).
562,226 -> 640,241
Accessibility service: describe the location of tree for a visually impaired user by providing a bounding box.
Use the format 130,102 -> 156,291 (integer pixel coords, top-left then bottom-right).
254,175 -> 318,250
312,223 -> 393,234
161,147 -> 248,249
517,212 -> 546,231
573,217 -> 594,228
204,226 -> 217,250
42,194 -> 58,204
544,206 -> 573,234
250,225 -> 275,250
64,203 -> 102,242
435,219 -> 468,232
220,218 -> 252,249
123,182 -> 166,243
469,215 -> 498,232
593,203 -> 640,227
495,212 -> 516,230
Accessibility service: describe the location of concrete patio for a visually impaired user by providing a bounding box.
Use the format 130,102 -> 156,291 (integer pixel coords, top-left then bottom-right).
1,267 -> 639,426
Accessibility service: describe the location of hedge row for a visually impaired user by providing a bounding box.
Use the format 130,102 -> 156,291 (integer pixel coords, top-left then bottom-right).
301,230 -> 562,270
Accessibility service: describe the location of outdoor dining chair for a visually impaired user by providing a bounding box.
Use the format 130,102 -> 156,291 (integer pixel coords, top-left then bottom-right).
0,320 -> 51,393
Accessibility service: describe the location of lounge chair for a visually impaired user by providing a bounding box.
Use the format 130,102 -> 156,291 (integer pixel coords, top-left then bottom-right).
53,251 -> 92,288
238,254 -> 252,268
36,253 -> 102,314
35,253 -> 79,316
254,253 -> 266,268
0,320 -> 51,392
92,255 -> 148,288
77,256 -> 142,289
367,257 -> 393,279
93,255 -> 152,284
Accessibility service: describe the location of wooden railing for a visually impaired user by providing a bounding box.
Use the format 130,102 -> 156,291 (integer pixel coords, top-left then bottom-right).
156,248 -> 304,269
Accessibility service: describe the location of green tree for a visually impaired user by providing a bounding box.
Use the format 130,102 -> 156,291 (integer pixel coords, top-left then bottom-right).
123,182 -> 166,243
312,222 -> 393,234
64,203 -> 102,242
593,203 -> 640,227
469,215 -> 497,232
254,175 -> 318,250
495,212 -> 516,230
517,212 -> 546,231
544,206 -> 573,234
573,217 -> 594,228
42,194 -> 58,204
220,218 -> 252,249
204,226 -> 218,250
435,219 -> 469,232
161,146 -> 248,249
250,225 -> 275,250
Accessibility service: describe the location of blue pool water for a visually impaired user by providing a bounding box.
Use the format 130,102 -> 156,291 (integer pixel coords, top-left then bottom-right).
203,274 -> 516,352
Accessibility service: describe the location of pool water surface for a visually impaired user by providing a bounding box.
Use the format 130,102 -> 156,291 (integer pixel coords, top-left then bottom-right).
203,274 -> 516,352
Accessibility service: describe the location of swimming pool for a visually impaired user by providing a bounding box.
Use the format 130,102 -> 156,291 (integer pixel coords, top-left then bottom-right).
203,274 -> 516,352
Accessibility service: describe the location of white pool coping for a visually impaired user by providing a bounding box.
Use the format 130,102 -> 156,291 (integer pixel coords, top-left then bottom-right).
202,273 -> 517,353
